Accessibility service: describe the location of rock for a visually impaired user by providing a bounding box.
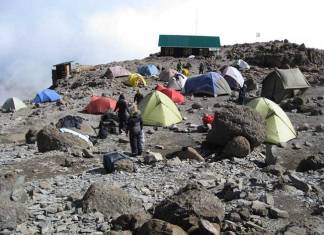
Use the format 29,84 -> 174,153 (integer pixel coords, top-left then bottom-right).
114,159 -> 135,173
207,104 -> 266,148
82,148 -> 95,158
106,231 -> 132,235
36,125 -> 90,152
137,219 -> 187,235
297,155 -> 324,172
269,207 -> 289,219
0,173 -> 27,203
192,103 -> 202,109
112,211 -> 151,231
155,145 -> 165,150
237,207 -> 250,221
39,180 -> 51,190
315,123 -> 324,132
281,225 -> 306,235
119,138 -> 129,144
177,147 -> 205,162
251,200 -> 270,217
188,219 -> 220,235
222,136 -> 251,158
0,199 -> 27,231
288,172 -> 312,192
245,221 -> 267,232
81,183 -> 143,219
229,212 -> 241,222
297,123 -> 310,131
262,164 -> 285,176
144,152 -> 163,164
154,183 -> 225,230
245,78 -> 258,91
25,128 -> 39,144
292,143 -> 302,150
263,193 -> 274,206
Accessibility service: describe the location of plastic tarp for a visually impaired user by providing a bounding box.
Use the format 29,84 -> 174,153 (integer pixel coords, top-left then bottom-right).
184,72 -> 231,97
137,64 -> 159,76
126,73 -> 147,87
2,97 -> 27,112
159,69 -> 178,81
222,66 -> 245,88
105,66 -> 131,78
156,84 -> 185,104
33,89 -> 62,104
85,96 -> 117,114
59,128 -> 93,146
139,91 -> 182,127
247,97 -> 297,144
167,73 -> 187,91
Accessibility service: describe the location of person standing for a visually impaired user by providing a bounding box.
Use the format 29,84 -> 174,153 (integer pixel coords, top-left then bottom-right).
199,62 -> 204,74
126,109 -> 143,156
176,60 -> 182,72
114,94 -> 129,134
134,89 -> 144,105
238,84 -> 247,105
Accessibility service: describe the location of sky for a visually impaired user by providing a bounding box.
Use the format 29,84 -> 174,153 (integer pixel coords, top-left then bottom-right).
0,0 -> 324,102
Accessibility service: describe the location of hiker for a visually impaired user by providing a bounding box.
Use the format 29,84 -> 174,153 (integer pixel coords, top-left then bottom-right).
177,60 -> 182,72
199,62 -> 204,74
238,84 -> 247,105
114,94 -> 130,134
98,112 -> 118,138
134,89 -> 144,105
126,108 -> 143,156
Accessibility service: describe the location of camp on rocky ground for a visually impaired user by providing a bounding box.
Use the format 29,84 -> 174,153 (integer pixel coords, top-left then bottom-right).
0,40 -> 324,235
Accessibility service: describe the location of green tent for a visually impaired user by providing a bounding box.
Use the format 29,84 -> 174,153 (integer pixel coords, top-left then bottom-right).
247,97 -> 297,144
261,68 -> 310,103
2,97 -> 27,112
139,91 -> 182,127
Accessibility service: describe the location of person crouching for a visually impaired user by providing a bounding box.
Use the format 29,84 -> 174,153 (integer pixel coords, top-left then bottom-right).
126,108 -> 143,157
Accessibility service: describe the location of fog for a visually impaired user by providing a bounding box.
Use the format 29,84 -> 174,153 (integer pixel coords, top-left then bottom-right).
1,0 -> 323,103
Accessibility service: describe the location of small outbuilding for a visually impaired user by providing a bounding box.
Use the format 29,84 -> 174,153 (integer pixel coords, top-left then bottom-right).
261,68 -> 310,103
158,35 -> 221,57
52,61 -> 73,86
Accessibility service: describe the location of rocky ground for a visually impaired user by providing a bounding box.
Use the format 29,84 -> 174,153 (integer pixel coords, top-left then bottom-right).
0,40 -> 324,235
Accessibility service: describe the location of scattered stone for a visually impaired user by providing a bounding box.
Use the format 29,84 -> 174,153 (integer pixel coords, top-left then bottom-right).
251,200 -> 270,217
265,144 -> 280,165
114,159 -> 135,173
192,103 -> 202,109
119,138 -> 129,144
137,219 -> 187,235
39,180 -> 51,190
245,221 -> 267,232
25,128 -> 39,144
81,183 -> 144,219
269,207 -> 289,219
82,148 -> 95,158
297,123 -> 310,131
288,172 -> 312,192
144,151 -> 163,164
155,145 -> 165,150
315,123 -> 324,132
0,199 -> 27,231
292,143 -> 302,150
177,147 -> 205,162
262,164 -> 285,176
297,155 -> 324,172
112,211 -> 151,231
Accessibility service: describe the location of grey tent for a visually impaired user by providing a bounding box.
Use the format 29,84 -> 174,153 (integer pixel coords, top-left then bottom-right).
105,66 -> 131,79
261,68 -> 310,103
2,97 -> 27,112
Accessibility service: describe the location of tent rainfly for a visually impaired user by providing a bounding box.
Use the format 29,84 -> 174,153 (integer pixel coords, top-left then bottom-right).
261,68 -> 310,103
2,97 -> 27,112
159,69 -> 178,82
137,64 -> 159,76
126,73 -> 147,87
247,97 -> 297,144
167,73 -> 187,91
222,66 -> 245,89
139,91 -> 182,127
105,66 -> 131,79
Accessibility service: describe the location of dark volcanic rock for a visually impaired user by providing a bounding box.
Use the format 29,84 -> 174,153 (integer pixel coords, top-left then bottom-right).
0,199 -> 28,231
154,183 -> 225,230
137,219 -> 187,235
297,155 -> 324,172
222,136 -> 251,158
25,127 -> 39,144
207,104 -> 266,148
81,183 -> 143,219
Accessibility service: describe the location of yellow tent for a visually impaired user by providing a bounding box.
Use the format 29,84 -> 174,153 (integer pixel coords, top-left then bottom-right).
182,68 -> 190,77
126,73 -> 147,87
246,97 -> 297,144
139,91 -> 182,127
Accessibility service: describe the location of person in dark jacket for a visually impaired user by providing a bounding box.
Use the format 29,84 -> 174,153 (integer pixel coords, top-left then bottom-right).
114,94 -> 130,134
199,62 -> 204,74
126,110 -> 143,156
134,89 -> 144,105
238,84 -> 247,105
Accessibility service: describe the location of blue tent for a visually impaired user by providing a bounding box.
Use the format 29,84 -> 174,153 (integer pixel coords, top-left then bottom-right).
33,89 -> 62,104
137,64 -> 159,76
184,72 -> 231,97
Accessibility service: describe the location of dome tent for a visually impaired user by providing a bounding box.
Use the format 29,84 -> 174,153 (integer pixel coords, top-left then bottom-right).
137,64 -> 159,76
33,89 -> 62,104
155,84 -> 185,104
126,73 -> 147,87
184,72 -> 231,97
246,97 -> 297,144
85,96 -> 117,114
105,66 -> 131,78
222,66 -> 245,89
159,68 -> 178,81
139,91 -> 182,127
2,97 -> 27,112
167,73 -> 187,91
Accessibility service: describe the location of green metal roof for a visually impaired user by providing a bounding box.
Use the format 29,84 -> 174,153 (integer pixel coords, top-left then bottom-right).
158,35 -> 221,48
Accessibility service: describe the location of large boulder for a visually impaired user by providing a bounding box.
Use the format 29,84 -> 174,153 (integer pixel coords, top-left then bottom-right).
36,125 -> 91,152
137,219 -> 187,235
25,127 -> 39,144
154,183 -> 225,231
81,183 -> 143,219
297,155 -> 324,172
207,104 -> 266,148
222,136 -> 251,158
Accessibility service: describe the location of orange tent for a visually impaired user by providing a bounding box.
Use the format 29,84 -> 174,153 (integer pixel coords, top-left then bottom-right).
85,96 -> 117,114
155,84 -> 185,104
